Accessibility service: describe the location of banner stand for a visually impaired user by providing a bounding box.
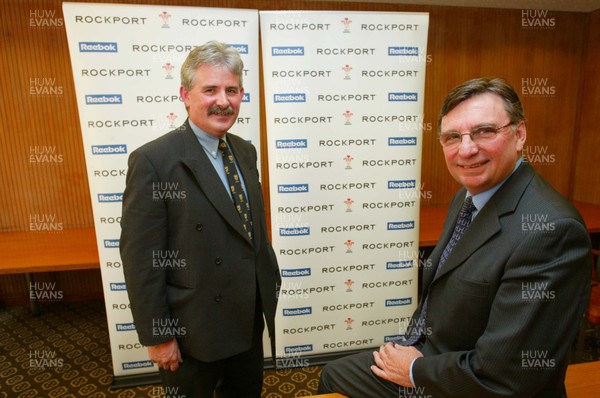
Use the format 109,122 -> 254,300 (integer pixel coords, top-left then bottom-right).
63,2 -> 261,385
260,10 -> 429,363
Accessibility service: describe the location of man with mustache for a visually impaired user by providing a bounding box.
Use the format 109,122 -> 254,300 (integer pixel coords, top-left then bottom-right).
120,41 -> 280,398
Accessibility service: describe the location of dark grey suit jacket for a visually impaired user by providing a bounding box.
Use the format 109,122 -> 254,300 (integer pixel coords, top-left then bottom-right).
411,162 -> 591,397
120,120 -> 280,362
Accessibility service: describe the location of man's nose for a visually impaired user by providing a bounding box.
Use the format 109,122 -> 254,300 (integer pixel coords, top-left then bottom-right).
457,134 -> 479,156
214,90 -> 229,106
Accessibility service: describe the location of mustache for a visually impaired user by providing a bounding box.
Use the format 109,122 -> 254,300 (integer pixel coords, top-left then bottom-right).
208,105 -> 234,116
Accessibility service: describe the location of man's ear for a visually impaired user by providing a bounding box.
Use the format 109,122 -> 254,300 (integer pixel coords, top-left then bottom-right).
514,121 -> 527,152
180,85 -> 190,108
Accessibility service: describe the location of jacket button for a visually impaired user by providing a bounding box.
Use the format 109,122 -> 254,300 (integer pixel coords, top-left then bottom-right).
214,296 -> 221,302
196,224 -> 203,231
215,257 -> 222,265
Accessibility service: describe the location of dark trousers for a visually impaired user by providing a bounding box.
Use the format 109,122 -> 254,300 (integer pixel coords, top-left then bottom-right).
159,307 -> 265,398
318,350 -> 402,398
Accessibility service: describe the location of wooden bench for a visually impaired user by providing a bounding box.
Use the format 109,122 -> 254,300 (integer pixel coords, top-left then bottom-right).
420,201 -> 600,246
0,207 -> 445,309
1,201 -> 598,313
565,360 -> 600,397
310,361 -> 600,397
0,227 -> 99,314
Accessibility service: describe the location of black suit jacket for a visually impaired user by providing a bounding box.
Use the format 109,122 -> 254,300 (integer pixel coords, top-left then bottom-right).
411,162 -> 591,397
120,120 -> 280,362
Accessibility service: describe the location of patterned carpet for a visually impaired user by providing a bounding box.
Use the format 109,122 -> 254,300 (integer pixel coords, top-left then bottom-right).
0,300 -> 324,397
0,300 -> 598,397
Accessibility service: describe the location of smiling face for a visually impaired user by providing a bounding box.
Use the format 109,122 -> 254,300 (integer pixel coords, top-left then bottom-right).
180,64 -> 244,138
440,93 -> 527,195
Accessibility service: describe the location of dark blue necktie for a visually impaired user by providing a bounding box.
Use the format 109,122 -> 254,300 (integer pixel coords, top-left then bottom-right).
402,196 -> 476,345
437,196 -> 476,272
219,139 -> 253,241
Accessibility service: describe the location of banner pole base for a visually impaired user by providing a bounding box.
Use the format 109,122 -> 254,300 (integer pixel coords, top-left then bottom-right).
110,372 -> 162,390
270,349 -> 365,370
109,351 -> 362,389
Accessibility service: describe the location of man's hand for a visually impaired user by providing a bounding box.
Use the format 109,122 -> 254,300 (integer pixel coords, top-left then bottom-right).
147,338 -> 183,372
371,343 -> 423,387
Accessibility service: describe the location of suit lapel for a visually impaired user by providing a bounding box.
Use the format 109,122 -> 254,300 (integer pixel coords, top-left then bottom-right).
435,204 -> 501,280
422,195 -> 463,290
178,123 -> 254,246
433,162 -> 536,281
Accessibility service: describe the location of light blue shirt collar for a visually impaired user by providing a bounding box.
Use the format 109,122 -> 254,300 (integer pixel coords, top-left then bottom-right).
468,157 -> 523,218
188,119 -> 223,159
187,119 -> 248,201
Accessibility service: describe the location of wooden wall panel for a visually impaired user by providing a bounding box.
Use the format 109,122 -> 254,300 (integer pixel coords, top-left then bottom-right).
421,6 -> 587,205
0,0 -> 596,304
0,0 -> 93,233
572,8 -> 600,205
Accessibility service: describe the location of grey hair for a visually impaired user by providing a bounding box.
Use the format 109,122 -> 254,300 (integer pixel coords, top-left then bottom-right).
180,40 -> 244,90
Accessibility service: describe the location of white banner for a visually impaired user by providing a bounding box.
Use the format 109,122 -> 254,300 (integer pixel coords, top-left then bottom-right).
260,10 -> 429,363
63,2 -> 260,381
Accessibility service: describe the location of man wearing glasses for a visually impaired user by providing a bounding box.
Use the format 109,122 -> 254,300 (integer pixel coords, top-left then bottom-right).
318,77 -> 591,397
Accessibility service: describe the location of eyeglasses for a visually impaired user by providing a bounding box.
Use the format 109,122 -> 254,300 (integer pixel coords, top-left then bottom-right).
439,122 -> 513,148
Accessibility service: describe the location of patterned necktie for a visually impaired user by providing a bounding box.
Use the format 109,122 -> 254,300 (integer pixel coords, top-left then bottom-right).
436,195 -> 476,273
402,196 -> 476,345
219,139 -> 253,241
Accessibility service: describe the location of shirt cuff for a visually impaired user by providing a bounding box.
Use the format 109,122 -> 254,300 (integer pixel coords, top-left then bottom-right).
409,357 -> 418,387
